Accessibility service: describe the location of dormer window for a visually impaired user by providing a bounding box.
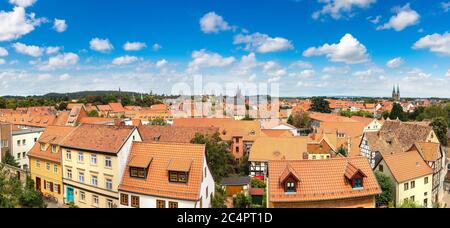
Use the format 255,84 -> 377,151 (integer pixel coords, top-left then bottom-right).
169,171 -> 188,183
352,178 -> 363,189
128,155 -> 152,179
130,167 -> 147,179
40,143 -> 46,151
51,145 -> 57,153
279,164 -> 300,194
286,182 -> 296,193
168,159 -> 192,184
345,162 -> 367,190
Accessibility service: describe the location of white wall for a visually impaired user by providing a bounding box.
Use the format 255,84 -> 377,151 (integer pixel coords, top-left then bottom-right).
12,131 -> 43,170
117,129 -> 142,183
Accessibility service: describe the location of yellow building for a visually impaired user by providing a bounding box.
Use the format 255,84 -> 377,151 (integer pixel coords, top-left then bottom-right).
60,124 -> 141,208
28,125 -> 76,205
375,150 -> 433,208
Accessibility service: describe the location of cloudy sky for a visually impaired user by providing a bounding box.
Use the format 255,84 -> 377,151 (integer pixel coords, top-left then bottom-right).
0,0 -> 449,97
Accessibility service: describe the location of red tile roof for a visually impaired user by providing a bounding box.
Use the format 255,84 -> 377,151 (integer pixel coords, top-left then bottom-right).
138,125 -> 218,143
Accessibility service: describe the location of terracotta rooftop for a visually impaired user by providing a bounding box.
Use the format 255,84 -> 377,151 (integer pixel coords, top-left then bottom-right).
380,120 -> 434,151
268,157 -> 381,203
310,112 -> 358,123
138,125 -> 218,143
60,124 -> 136,154
381,150 -> 433,183
249,137 -> 308,162
28,125 -> 76,163
408,142 -> 441,162
119,142 -> 206,201
109,103 -> 125,113
78,117 -> 115,124
261,129 -> 294,137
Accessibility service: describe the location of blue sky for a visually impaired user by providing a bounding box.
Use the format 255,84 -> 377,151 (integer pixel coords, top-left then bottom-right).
0,0 -> 449,97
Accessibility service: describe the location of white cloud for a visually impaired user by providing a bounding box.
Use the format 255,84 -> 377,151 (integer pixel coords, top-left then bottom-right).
152,43 -> 162,51
9,0 -> 36,8
303,33 -> 369,64
59,73 -> 70,81
13,42 -> 44,57
413,32 -> 450,55
445,69 -> 450,77
123,42 -> 147,51
112,55 -> 139,65
386,57 -> 405,68
322,66 -> 351,74
0,47 -> 8,57
38,52 -> 79,71
234,32 -> 294,53
377,4 -> 420,31
188,50 -> 236,73
89,38 -> 114,52
53,19 -> 67,32
156,59 -> 168,68
403,68 -> 431,81
0,7 -> 44,41
46,46 -> 61,55
233,53 -> 260,75
263,61 -> 287,77
200,12 -> 231,33
290,70 -> 316,78
442,2 -> 450,12
290,61 -> 313,69
313,0 -> 376,20
352,68 -> 383,78
367,15 -> 381,24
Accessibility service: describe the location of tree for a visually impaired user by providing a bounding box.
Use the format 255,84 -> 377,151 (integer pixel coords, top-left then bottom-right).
389,103 -> 407,121
374,171 -> 394,207
19,177 -> 46,208
211,184 -> 227,208
2,152 -> 19,168
233,192 -> 252,208
430,117 -> 448,147
288,111 -> 311,129
150,118 -> 167,126
237,154 -> 250,176
87,110 -> 99,117
397,199 -> 422,208
310,98 -> 331,113
251,178 -> 266,189
191,133 -> 233,182
336,146 -> 348,157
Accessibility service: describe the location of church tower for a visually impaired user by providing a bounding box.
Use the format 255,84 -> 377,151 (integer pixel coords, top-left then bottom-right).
392,84 -> 400,101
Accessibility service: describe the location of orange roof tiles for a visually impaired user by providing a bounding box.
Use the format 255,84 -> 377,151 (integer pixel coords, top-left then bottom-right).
78,117 -> 115,124
109,103 -> 125,113
138,125 -> 218,143
28,125 -> 76,163
119,142 -> 206,201
61,124 -> 136,154
408,142 -> 441,162
249,137 -> 308,162
261,129 -> 293,137
268,157 -> 381,203
167,159 -> 193,172
381,150 -> 433,183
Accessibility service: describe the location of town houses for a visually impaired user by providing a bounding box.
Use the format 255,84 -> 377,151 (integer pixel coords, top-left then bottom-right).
0,90 -> 448,209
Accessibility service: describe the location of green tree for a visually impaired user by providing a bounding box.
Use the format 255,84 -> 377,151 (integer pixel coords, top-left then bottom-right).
288,111 -> 311,129
310,97 -> 331,113
150,118 -> 167,126
389,103 -> 407,121
336,146 -> 348,157
237,154 -> 250,176
233,192 -> 252,208
19,177 -> 46,208
191,133 -> 233,182
2,152 -> 19,168
430,117 -> 448,147
397,199 -> 422,208
87,110 -> 99,117
251,178 -> 266,189
374,171 -> 394,207
211,184 -> 227,208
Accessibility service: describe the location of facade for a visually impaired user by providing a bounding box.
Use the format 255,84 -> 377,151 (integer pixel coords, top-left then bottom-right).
0,122 -> 12,163
11,126 -> 44,170
60,124 -> 142,208
118,142 -> 215,208
374,150 -> 433,208
28,126 -> 76,204
267,157 -> 381,208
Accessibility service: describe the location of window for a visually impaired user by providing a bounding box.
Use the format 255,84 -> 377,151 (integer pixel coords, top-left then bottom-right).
286,182 -> 296,193
22,139 -> 26,146
130,167 -> 147,179
105,157 -> 112,168
51,145 -> 57,153
17,153 -> 21,159
169,171 -> 188,183
80,191 -> 86,202
34,138 -> 37,142
120,194 -> 129,206
106,179 -> 113,190
131,196 -> 140,208
92,195 -> 99,206
411,181 -> 415,189
410,196 -> 415,202
17,140 -> 20,146
353,178 -> 363,189
424,177 -> 429,184
169,202 -> 178,208
66,151 -> 72,160
157,200 -> 166,208
79,172 -> 85,183
404,183 -> 409,191
91,175 -> 98,186
78,152 -> 84,162
424,198 -> 428,208
379,165 -> 384,172
46,181 -> 51,190
40,143 -> 46,151
54,184 -> 60,194
36,160 -> 40,168
67,169 -> 72,179
107,199 -> 114,208
91,155 -> 97,165
22,152 -> 25,159
46,162 -> 50,171
54,165 -> 58,173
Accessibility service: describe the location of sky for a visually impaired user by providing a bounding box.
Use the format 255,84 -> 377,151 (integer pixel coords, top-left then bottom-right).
0,0 -> 449,97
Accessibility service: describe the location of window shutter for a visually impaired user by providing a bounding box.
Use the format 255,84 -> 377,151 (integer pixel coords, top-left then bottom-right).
57,184 -> 61,194
44,180 -> 47,189
50,182 -> 54,192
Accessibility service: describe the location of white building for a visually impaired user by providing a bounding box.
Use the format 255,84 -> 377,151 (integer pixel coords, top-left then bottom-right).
119,142 -> 215,208
12,126 -> 44,170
